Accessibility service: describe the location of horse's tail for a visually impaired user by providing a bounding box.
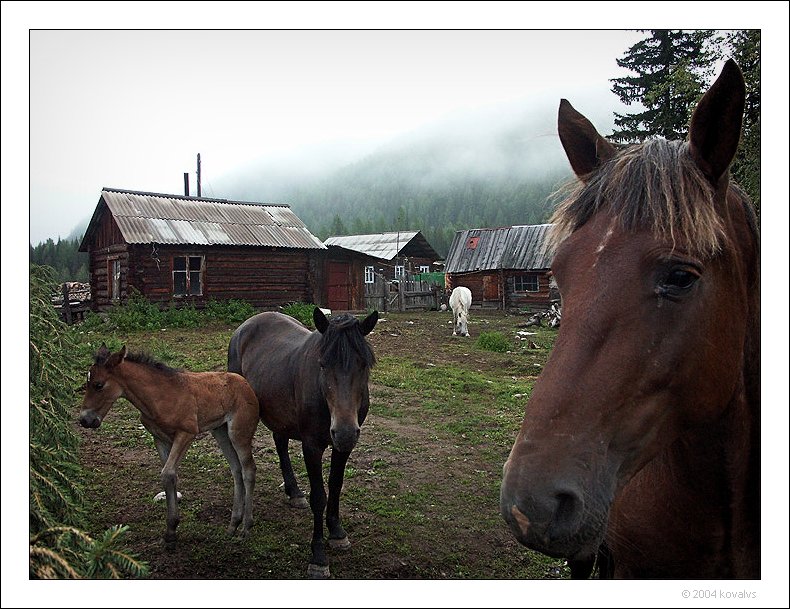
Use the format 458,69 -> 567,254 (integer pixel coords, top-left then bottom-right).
227,329 -> 242,375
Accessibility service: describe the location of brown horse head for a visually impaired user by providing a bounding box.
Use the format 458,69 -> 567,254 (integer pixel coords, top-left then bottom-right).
313,308 -> 378,453
78,344 -> 128,428
500,60 -> 759,573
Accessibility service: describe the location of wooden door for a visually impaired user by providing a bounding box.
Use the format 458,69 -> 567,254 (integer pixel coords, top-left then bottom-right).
327,261 -> 351,311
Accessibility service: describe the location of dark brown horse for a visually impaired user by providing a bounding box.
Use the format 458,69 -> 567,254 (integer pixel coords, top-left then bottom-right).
228,308 -> 378,578
500,60 -> 760,578
78,345 -> 259,549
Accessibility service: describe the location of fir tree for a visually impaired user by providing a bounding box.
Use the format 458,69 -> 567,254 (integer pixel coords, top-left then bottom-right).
610,30 -> 718,143
725,30 -> 760,221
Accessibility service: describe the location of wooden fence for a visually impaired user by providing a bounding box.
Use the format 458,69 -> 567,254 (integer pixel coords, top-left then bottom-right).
51,282 -> 92,324
364,274 -> 443,312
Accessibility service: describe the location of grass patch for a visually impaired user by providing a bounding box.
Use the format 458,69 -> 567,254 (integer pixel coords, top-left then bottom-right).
476,331 -> 512,353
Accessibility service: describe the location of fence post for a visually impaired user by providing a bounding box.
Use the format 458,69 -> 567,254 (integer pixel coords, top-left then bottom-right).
61,283 -> 73,325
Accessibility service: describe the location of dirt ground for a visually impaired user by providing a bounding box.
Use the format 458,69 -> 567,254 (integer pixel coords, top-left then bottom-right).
76,309 -> 567,581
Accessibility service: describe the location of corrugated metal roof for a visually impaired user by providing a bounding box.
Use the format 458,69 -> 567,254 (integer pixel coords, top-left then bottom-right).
324,231 -> 421,260
444,224 -> 555,273
95,188 -> 325,249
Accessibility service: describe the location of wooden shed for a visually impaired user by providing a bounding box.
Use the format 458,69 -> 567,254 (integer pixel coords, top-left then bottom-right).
78,187 -> 327,311
323,231 -> 441,282
323,230 -> 443,312
321,244 -> 382,312
444,224 -> 557,311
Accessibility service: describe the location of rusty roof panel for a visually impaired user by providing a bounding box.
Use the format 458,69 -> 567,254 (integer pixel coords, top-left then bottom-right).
221,223 -> 258,246
96,188 -> 324,249
218,204 -> 276,226
267,206 -> 309,227
169,219 -> 211,245
444,224 -> 555,273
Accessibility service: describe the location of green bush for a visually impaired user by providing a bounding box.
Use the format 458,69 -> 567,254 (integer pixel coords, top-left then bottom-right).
29,263 -> 148,579
107,289 -> 164,331
162,303 -> 202,328
78,294 -> 257,332
204,298 -> 256,324
476,331 -> 512,353
282,302 -> 317,329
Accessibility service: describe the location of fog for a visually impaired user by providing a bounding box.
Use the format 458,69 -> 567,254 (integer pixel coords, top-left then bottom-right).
23,29 -> 650,245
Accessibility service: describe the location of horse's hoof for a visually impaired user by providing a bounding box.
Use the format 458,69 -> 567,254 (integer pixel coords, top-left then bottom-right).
307,563 -> 330,579
328,536 -> 351,551
153,491 -> 183,502
289,496 -> 309,509
164,539 -> 177,552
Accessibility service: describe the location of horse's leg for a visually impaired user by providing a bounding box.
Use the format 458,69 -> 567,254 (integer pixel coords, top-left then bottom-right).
326,448 -> 352,551
274,432 -> 308,508
153,437 -> 171,463
151,435 -> 180,502
160,431 -> 194,550
227,413 -> 257,537
569,556 -> 595,579
302,442 -> 330,579
211,424 -> 246,536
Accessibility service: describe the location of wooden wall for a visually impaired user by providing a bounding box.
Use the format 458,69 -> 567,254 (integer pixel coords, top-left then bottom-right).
127,245 -> 320,309
87,242 -> 322,311
446,270 -> 554,310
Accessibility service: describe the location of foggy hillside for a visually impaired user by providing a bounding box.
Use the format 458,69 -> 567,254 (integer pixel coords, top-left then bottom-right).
212,94 -> 617,256
50,92 -> 619,257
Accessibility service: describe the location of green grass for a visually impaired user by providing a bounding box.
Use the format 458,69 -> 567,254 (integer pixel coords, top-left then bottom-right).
69,310 -> 566,580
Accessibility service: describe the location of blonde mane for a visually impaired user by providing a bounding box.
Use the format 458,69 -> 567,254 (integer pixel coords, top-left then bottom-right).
549,138 -> 728,258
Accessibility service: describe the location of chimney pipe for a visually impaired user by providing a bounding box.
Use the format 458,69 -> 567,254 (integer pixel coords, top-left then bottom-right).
197,153 -> 201,197
184,172 -> 190,197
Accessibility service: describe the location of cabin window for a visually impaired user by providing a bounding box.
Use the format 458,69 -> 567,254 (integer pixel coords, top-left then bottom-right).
514,274 -> 539,293
419,265 -> 430,274
173,255 -> 204,296
109,259 -> 121,301
395,265 -> 405,279
364,266 -> 375,284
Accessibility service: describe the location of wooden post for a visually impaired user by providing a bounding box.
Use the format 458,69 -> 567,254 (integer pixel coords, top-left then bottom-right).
61,283 -> 72,325
379,275 -> 387,312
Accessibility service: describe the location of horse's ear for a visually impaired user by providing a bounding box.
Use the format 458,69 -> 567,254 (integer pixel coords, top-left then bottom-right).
688,59 -> 745,185
105,345 -> 128,369
95,343 -> 111,363
360,310 -> 379,336
313,307 -> 330,334
558,99 -> 616,181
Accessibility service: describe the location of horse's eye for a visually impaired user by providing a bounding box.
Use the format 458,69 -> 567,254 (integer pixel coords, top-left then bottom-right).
665,269 -> 698,290
658,265 -> 701,298
93,382 -> 104,391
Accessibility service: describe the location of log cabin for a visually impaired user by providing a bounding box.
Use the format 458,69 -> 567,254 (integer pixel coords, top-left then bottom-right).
79,187 -> 328,311
443,224 -> 558,311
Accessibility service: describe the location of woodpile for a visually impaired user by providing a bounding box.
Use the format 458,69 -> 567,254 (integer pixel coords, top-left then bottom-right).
516,303 -> 561,328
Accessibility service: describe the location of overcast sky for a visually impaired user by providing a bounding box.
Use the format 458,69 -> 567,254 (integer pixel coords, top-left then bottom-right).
22,28 -> 652,245
7,7 -> 785,247
4,3 -> 790,606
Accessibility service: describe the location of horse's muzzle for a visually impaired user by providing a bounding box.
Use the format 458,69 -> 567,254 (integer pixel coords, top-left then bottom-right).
330,426 -> 360,453
78,411 -> 102,428
500,458 -> 601,559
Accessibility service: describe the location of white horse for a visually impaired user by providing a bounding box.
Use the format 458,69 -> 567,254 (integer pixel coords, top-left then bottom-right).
449,286 -> 472,337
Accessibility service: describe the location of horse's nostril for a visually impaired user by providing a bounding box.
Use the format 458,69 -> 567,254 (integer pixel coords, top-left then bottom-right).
552,491 -> 583,535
